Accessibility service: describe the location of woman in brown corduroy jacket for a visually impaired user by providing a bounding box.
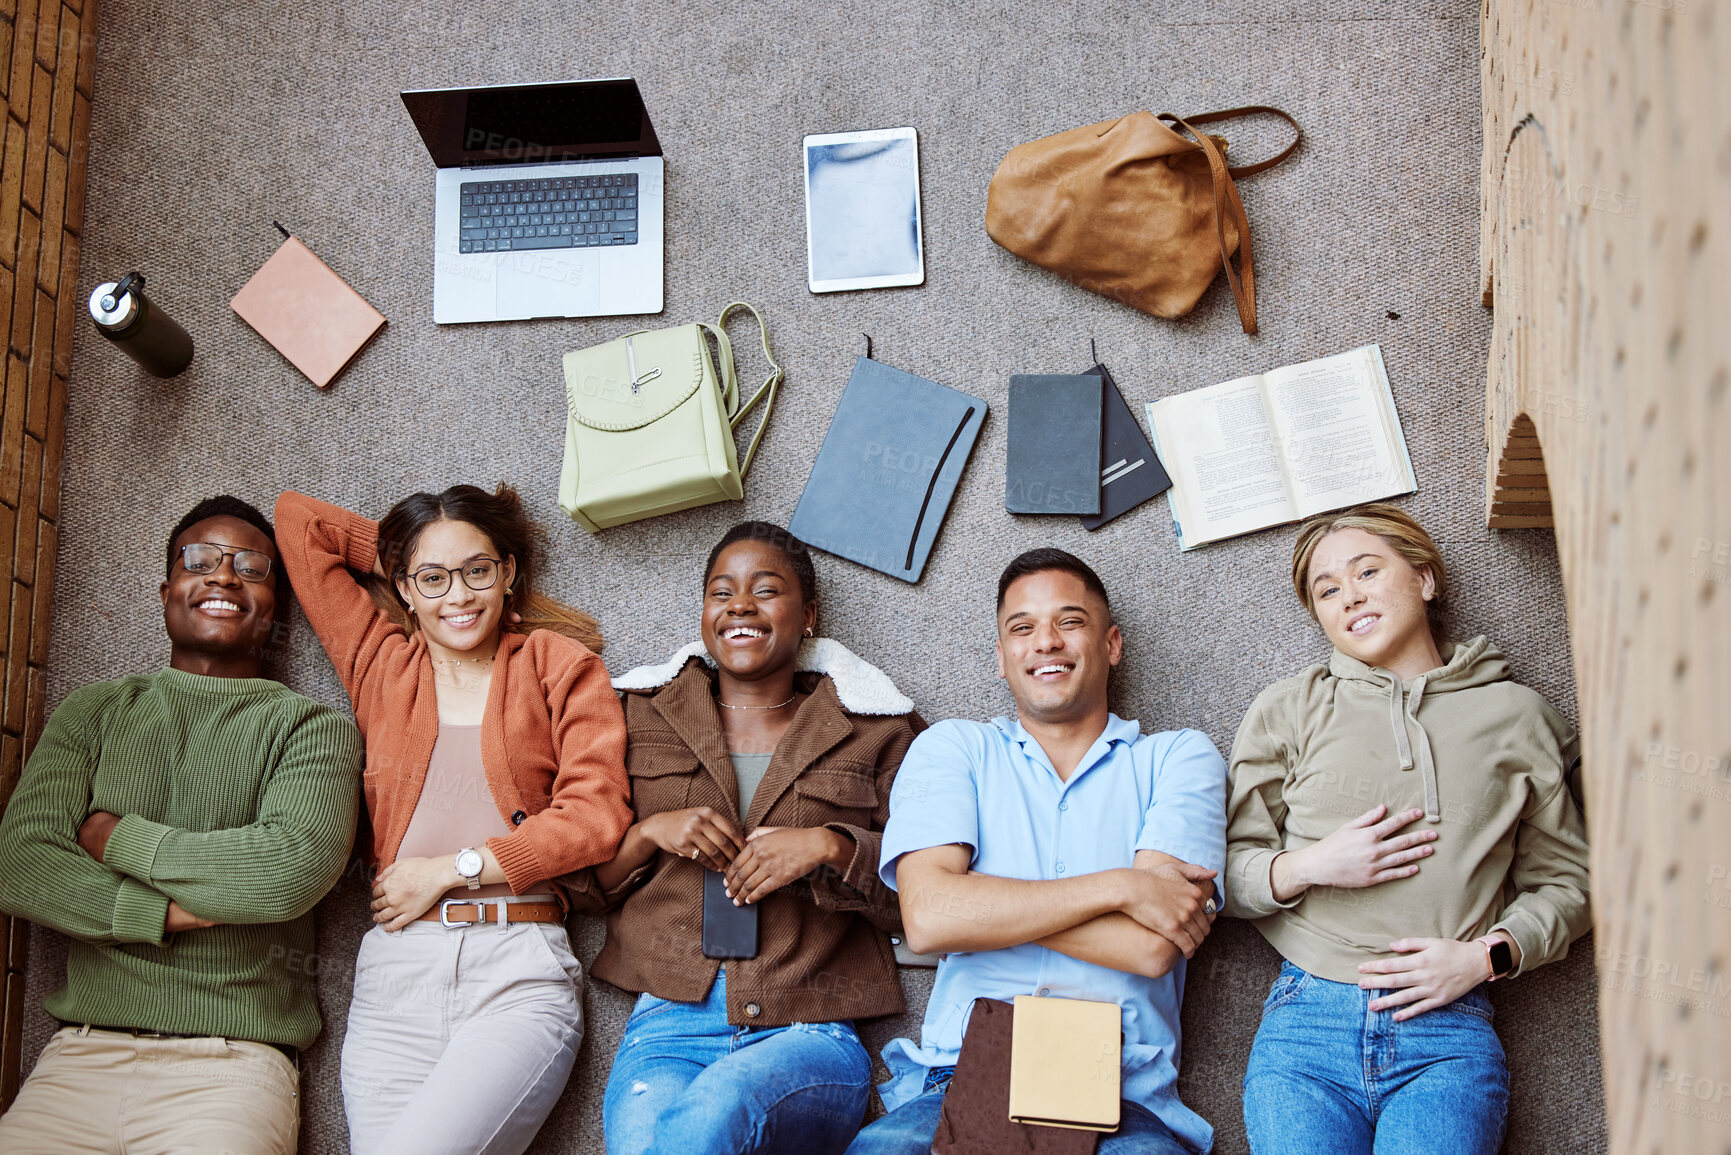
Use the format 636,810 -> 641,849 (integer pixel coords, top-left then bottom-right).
566,521 -> 923,1155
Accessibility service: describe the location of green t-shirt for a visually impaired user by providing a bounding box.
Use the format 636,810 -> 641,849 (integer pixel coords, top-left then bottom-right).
729,751 -> 774,817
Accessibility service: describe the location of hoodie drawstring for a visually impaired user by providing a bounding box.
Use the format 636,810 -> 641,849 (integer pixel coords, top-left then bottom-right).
1388,673 -> 1442,823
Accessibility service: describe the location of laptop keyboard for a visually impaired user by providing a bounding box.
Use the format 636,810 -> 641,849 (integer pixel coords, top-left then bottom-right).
458,173 -> 638,253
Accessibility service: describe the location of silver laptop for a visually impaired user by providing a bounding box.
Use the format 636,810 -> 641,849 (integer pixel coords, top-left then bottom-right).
401,78 -> 665,324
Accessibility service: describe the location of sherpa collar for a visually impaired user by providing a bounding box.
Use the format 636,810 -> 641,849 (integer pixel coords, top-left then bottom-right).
611,637 -> 915,717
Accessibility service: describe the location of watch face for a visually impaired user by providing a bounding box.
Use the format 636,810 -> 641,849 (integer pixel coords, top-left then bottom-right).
455,849 -> 483,878
1489,941 -> 1514,975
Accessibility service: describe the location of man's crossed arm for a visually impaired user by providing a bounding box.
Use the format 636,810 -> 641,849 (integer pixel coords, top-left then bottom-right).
894,844 -> 1217,979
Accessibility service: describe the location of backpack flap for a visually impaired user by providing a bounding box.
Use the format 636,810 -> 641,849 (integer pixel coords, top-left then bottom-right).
563,323 -> 715,432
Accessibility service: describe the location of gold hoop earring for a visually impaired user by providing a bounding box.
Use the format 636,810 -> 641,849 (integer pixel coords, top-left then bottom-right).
804,627 -> 814,638
506,586 -> 514,596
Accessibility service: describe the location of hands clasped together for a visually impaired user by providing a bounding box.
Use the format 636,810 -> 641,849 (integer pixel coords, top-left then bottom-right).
638,806 -> 850,905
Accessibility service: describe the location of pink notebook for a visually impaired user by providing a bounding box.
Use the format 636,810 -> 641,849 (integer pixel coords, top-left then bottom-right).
231,236 -> 385,388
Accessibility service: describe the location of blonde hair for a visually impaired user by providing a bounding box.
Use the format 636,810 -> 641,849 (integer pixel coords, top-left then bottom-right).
1290,503 -> 1447,621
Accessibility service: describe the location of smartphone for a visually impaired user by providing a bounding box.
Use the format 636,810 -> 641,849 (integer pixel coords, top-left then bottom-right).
702,868 -> 759,959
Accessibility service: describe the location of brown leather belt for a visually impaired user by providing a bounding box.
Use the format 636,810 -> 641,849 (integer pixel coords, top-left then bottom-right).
63,1022 -> 297,1066
415,895 -> 563,927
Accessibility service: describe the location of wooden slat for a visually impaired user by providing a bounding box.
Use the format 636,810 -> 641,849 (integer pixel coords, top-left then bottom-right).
73,0 -> 91,99
28,514 -> 50,662
29,0 -> 54,69
62,89 -> 83,235
11,431 -> 37,584
0,967 -> 24,1106
19,64 -> 48,213
9,207 -> 35,354
0,353 -> 22,505
3,581 -> 28,734
45,8 -> 70,152
35,146 -> 58,288
6,0 -> 34,115
48,225 -> 71,378
0,118 -> 25,267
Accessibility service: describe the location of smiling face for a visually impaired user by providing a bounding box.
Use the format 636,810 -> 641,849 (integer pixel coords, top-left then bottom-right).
995,568 -> 1121,725
393,517 -> 516,660
701,540 -> 814,683
160,514 -> 278,672
1306,527 -> 1439,674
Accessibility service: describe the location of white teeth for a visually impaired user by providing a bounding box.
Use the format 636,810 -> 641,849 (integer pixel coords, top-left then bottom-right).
445,613 -> 478,626
1351,615 -> 1379,634
198,600 -> 241,612
724,627 -> 766,639
1033,664 -> 1069,676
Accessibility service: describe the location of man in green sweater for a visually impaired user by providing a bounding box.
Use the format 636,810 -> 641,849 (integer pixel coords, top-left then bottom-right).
0,496 -> 362,1155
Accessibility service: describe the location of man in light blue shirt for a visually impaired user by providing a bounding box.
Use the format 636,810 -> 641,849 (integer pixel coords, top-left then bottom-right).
846,549 -> 1227,1155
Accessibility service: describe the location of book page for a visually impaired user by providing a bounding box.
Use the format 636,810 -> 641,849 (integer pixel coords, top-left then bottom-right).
1263,345 -> 1416,518
1147,376 -> 1296,548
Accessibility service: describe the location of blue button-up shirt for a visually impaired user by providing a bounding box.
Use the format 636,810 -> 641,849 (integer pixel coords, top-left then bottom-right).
877,713 -> 1227,1152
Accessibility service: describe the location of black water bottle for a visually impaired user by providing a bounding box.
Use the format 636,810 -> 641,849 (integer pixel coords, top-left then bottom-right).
87,272 -> 194,378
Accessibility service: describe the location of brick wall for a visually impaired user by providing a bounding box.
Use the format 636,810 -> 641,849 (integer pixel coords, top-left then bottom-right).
0,0 -> 96,1111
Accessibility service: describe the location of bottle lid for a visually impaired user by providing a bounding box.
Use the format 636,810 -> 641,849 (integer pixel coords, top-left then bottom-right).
89,281 -> 140,329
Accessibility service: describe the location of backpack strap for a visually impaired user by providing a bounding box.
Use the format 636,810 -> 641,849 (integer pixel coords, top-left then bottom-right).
699,302 -> 783,477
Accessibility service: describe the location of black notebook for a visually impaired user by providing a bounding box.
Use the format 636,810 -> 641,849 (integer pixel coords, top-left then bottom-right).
1079,362 -> 1172,531
789,356 -> 988,584
1006,374 -> 1103,515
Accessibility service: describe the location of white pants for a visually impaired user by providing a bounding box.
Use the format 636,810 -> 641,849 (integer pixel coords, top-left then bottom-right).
340,920 -> 585,1155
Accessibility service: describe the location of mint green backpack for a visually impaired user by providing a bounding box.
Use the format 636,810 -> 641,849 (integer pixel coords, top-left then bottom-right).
558,302 -> 782,532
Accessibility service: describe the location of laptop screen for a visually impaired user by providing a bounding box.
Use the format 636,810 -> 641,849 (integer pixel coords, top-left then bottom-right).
402,79 -> 662,169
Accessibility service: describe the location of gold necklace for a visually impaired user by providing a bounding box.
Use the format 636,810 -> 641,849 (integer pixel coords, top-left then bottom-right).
717,693 -> 797,710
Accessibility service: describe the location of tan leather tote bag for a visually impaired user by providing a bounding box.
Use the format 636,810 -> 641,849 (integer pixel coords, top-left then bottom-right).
985,107 -> 1301,334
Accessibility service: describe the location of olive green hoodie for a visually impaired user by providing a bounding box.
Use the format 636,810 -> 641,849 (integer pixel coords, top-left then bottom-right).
1223,636 -> 1590,983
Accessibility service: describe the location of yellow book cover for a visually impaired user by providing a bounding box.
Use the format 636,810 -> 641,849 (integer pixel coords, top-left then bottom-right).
1007,995 -> 1122,1132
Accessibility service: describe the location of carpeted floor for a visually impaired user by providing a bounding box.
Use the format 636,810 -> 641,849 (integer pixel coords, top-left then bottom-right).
20,0 -> 1606,1151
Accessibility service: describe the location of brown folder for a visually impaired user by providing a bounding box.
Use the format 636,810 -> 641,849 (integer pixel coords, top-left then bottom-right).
230,236 -> 385,388
931,999 -> 1100,1155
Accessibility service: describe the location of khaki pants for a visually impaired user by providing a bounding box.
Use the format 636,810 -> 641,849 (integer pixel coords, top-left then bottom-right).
0,1026 -> 299,1154
341,920 -> 585,1155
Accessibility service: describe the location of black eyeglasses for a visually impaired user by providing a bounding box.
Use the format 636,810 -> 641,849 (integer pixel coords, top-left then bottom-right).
406,557 -> 502,598
180,543 -> 274,584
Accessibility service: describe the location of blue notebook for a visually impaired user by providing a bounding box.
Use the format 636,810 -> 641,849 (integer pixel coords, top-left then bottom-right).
789,356 -> 988,583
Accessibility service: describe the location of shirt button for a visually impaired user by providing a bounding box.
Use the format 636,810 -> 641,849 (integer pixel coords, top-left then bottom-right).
511,810 -> 527,825
1038,987 -> 1051,996
1055,862 -> 1066,874
745,1003 -> 761,1018
1059,801 -> 1068,812
890,937 -> 903,946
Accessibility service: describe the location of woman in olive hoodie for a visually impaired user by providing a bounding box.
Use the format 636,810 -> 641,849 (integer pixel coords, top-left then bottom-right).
1224,503 -> 1590,1155
565,521 -> 922,1155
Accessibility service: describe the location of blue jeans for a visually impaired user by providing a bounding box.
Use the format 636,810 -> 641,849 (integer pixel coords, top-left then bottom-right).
602,970 -> 870,1155
846,1068 -> 1197,1155
1242,961 -> 1509,1155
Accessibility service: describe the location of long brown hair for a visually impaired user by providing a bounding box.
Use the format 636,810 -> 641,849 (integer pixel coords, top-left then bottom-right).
364,483 -> 603,652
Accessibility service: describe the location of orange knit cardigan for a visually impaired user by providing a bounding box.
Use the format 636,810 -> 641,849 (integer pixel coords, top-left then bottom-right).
274,492 -> 632,893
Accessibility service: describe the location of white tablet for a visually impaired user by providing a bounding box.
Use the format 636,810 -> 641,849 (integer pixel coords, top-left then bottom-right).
803,127 -> 926,293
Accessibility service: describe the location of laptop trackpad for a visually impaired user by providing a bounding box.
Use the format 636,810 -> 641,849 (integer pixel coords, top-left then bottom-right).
495,249 -> 599,319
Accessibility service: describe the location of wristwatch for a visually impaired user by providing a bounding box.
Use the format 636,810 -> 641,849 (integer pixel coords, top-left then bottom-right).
1478,934 -> 1515,981
454,847 -> 484,891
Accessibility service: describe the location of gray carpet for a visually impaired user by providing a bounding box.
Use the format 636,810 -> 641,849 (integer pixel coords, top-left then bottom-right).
19,0 -> 1605,1151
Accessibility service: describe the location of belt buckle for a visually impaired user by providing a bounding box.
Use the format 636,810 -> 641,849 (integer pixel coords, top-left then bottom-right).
439,899 -> 477,928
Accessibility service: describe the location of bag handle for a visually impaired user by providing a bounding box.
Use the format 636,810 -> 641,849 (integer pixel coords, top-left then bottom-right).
1166,106 -> 1303,179
699,302 -> 784,478
1158,108 -> 1300,336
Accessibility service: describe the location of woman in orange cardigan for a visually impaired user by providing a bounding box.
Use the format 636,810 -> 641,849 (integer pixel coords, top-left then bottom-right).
275,487 -> 632,1155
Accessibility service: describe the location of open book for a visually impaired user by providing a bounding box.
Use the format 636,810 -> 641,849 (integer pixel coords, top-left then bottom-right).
1145,345 -> 1415,550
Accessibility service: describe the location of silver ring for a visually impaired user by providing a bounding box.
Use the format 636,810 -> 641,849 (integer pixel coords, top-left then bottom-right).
689,850 -> 698,859
1205,898 -> 1217,915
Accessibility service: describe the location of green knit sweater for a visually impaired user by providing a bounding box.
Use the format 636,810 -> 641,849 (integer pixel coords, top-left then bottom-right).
0,667 -> 362,1049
